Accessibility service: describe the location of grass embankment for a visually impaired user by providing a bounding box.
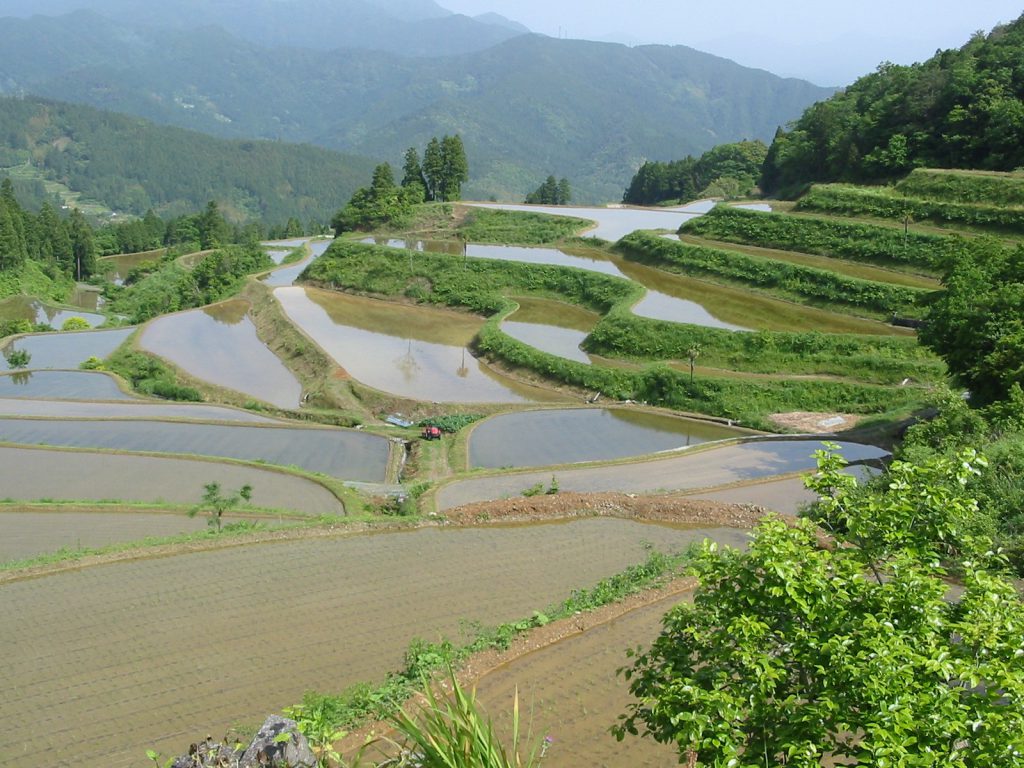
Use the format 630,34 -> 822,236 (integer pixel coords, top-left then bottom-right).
0,259 -> 75,303
287,547 -> 694,735
617,231 -> 930,320
302,242 -> 932,428
796,183 -> 1024,235
896,168 -> 1024,207
679,205 -> 946,275
458,207 -> 595,244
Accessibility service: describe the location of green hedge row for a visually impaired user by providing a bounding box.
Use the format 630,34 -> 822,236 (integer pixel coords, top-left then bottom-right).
617,231 -> 928,317
796,184 -> 1024,234
681,205 -> 945,272
896,169 -> 1024,208
457,208 -> 594,244
585,312 -> 944,385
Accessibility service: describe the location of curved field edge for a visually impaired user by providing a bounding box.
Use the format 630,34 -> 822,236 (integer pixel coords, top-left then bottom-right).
300,241 -> 936,428
0,443 -> 358,514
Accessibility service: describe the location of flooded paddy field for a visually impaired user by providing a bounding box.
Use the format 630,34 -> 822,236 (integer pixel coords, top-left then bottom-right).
369,238 -> 899,334
275,287 -> 566,403
437,439 -> 889,510
0,371 -> 132,400
261,238 -> 333,287
0,446 -> 344,513
0,296 -> 105,328
98,250 -> 164,285
0,328 -> 134,371
0,398 -> 278,423
0,418 -> 389,481
474,592 -> 686,767
139,300 -> 303,409
0,510 -> 217,563
500,298 -> 598,364
0,518 -> 744,767
469,408 -> 743,469
466,200 -> 714,242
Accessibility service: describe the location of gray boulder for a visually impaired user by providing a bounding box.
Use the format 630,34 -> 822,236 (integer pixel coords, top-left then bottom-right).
239,715 -> 316,768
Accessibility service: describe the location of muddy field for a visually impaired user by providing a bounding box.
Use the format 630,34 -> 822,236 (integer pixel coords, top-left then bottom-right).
435,438 -> 887,510
0,446 -> 344,514
0,510 -> 216,563
472,593 -> 685,767
0,519 -> 745,767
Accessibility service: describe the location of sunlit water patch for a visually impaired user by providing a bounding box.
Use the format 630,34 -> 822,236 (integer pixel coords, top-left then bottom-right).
262,238 -> 333,287
469,408 -> 743,468
0,418 -> 389,481
0,370 -> 132,400
139,300 -> 302,409
275,287 -> 564,403
0,296 -> 105,328
1,328 -> 133,371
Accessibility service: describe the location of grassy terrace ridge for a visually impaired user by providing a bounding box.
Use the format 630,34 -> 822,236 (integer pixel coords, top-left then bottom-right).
679,205 -> 947,275
796,182 -> 1024,235
301,241 -> 932,429
895,168 -> 1024,207
617,231 -> 930,319
458,207 -> 596,244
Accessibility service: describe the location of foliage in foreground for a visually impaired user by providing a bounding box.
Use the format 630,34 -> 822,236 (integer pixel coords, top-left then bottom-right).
103,347 -> 202,401
617,449 -> 1024,767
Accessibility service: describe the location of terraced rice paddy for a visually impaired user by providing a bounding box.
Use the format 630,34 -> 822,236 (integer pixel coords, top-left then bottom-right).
275,286 -> 566,403
261,239 -> 333,287
0,296 -> 105,328
474,592 -> 687,767
139,300 -> 303,409
99,250 -> 164,284
500,298 -> 597,365
0,398 -> 278,423
0,371 -> 132,400
469,408 -> 743,468
0,328 -> 134,371
0,511 -> 217,563
437,439 -> 889,510
0,446 -> 344,513
468,200 -> 715,241
0,418 -> 390,481
0,518 -> 745,768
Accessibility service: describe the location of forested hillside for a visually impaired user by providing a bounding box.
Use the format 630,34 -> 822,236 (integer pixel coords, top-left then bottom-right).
0,97 -> 375,224
761,14 -> 1024,193
0,13 -> 831,202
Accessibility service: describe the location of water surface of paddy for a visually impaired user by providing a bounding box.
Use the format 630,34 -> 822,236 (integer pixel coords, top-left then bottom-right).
275,287 -> 564,403
0,296 -> 105,328
500,297 -> 598,364
0,418 -> 389,481
0,371 -> 132,400
98,250 -> 164,284
0,398 -> 277,423
139,301 -> 303,409
0,446 -> 344,513
470,408 -> 743,468
0,517 -> 745,768
370,239 -> 749,331
0,328 -> 134,371
261,238 -> 333,287
466,200 -> 714,241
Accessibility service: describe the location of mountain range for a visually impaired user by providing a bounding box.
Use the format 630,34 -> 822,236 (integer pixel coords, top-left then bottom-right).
0,1 -> 833,204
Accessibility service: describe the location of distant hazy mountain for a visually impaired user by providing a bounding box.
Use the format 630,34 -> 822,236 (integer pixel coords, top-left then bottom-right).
0,11 -> 831,201
0,0 -> 527,55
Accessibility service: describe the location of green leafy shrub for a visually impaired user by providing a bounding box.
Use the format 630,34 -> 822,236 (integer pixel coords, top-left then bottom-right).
60,316 -> 91,331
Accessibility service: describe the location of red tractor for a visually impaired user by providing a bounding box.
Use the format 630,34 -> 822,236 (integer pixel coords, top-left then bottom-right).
421,425 -> 443,440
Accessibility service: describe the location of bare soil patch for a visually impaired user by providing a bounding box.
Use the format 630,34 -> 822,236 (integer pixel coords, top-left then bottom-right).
769,410 -> 864,432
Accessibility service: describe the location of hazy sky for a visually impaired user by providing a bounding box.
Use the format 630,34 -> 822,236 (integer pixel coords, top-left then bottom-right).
442,0 -> 1023,85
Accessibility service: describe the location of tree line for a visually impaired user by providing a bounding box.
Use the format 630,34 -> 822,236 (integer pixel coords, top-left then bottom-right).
760,14 -> 1024,193
524,176 -> 572,205
622,140 -> 767,206
332,135 -> 468,233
